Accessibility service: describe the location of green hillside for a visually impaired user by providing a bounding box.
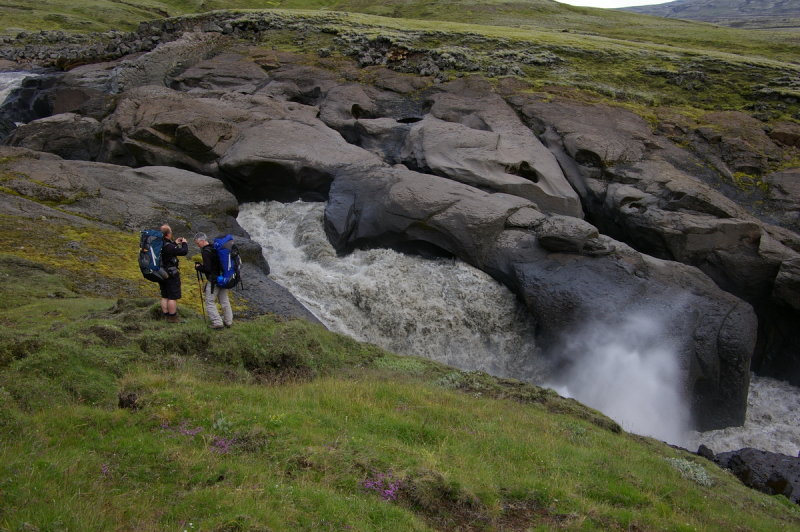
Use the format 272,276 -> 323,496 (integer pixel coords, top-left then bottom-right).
2,0 -> 799,63
1,222 -> 799,530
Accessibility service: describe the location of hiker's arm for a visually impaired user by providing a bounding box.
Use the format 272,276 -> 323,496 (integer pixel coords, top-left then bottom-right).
162,241 -> 188,259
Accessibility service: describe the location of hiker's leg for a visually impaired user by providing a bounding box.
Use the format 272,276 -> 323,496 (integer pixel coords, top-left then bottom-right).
218,288 -> 233,327
204,283 -> 223,327
166,299 -> 177,314
160,298 -> 169,314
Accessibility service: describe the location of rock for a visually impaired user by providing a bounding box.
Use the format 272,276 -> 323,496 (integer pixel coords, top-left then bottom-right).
512,94 -> 800,387
693,112 -> 783,176
170,52 -> 270,94
715,448 -> 800,504
6,113 -> 101,160
367,66 -> 432,94
402,81 -> 582,217
219,118 -> 384,202
773,259 -> 800,310
511,97 -> 654,168
697,444 -> 715,461
769,122 -> 800,148
98,85 -> 251,171
533,215 -> 613,255
765,168 -> 800,230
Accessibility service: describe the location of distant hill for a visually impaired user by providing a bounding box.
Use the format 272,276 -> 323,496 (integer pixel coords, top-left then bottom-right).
622,0 -> 800,30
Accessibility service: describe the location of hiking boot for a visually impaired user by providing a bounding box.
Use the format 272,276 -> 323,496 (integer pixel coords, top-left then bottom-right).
210,324 -> 224,330
166,314 -> 180,323
224,323 -> 232,328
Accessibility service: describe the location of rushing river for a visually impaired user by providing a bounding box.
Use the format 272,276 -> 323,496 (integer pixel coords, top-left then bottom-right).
238,200 -> 800,456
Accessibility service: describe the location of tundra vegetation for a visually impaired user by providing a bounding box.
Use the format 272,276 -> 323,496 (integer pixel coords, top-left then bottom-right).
1,228 -> 799,530
1,0 -> 800,529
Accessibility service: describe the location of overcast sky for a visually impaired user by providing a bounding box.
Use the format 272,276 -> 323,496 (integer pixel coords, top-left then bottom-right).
555,0 -> 673,7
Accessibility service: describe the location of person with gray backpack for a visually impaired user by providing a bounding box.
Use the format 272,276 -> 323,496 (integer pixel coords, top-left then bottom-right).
193,232 -> 235,329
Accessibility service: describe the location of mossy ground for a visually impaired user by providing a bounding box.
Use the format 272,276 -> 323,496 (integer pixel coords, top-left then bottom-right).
1,212 -> 799,530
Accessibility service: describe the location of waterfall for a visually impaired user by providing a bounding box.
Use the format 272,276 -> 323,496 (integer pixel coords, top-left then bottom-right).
238,200 -> 800,455
238,200 -> 550,382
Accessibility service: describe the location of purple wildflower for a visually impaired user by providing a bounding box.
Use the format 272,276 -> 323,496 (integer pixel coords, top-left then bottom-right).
210,436 -> 235,454
362,471 -> 403,501
100,464 -> 110,476
178,421 -> 203,436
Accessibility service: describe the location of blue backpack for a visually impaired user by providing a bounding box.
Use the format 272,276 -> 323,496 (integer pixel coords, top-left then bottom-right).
213,234 -> 242,289
139,229 -> 169,282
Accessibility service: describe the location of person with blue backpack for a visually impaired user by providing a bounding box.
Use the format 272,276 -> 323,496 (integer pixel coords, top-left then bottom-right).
193,232 -> 238,329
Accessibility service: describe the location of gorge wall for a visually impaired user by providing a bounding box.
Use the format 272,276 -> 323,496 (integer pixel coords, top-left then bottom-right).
1,12 -> 799,432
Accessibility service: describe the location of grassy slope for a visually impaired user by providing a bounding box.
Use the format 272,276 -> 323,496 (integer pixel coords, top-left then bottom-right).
1,215 -> 799,530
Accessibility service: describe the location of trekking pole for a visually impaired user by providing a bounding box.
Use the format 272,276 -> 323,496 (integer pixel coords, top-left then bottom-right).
196,269 -> 207,324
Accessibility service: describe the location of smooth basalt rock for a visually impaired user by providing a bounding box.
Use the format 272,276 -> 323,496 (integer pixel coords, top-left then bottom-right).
7,113 -> 101,160
405,80 -> 582,217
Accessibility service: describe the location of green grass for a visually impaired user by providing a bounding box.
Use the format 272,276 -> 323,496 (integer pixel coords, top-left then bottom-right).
3,0 -> 800,65
0,214 -> 799,530
3,3 -> 799,124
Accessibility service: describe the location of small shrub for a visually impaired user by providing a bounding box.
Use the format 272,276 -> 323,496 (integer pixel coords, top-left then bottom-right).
665,457 -> 714,487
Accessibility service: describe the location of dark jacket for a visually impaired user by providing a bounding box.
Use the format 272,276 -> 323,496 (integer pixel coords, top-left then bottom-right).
196,244 -> 220,282
162,239 -> 188,271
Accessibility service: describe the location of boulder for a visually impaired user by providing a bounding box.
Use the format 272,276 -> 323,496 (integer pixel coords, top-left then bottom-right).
714,448 -> 800,504
403,80 -> 582,217
219,118 -> 384,202
692,112 -> 783,176
765,168 -> 800,230
769,122 -> 800,148
6,113 -> 101,160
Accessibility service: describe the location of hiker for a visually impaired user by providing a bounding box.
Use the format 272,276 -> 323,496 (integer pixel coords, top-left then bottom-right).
158,224 -> 188,323
194,232 -> 233,330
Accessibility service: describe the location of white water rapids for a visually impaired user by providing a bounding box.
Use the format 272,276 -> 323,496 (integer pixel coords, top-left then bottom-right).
238,200 -> 800,455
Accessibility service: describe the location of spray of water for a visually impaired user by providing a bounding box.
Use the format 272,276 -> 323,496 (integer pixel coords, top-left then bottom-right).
238,200 -> 800,452
545,314 -> 689,444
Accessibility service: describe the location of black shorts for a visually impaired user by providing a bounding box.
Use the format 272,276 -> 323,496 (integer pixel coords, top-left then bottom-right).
158,275 -> 181,300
